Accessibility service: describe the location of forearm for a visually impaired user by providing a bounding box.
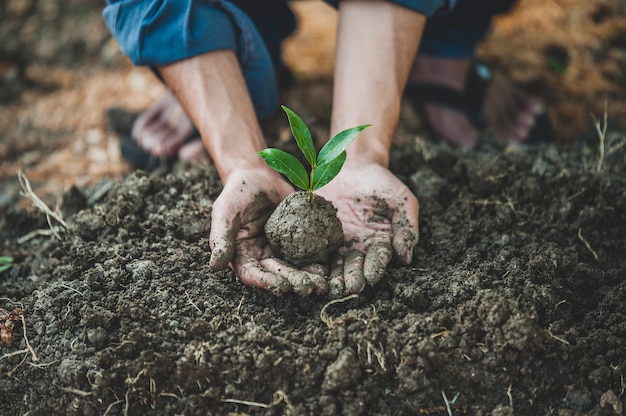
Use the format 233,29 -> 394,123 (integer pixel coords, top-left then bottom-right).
332,0 -> 425,167
158,50 -> 270,182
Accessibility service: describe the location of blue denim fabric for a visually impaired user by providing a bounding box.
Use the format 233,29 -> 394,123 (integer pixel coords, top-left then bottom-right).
102,0 -> 512,117
420,0 -> 517,57
103,0 -> 283,118
322,0 -> 456,16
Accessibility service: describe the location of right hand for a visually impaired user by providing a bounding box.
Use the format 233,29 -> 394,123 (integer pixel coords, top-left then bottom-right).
208,167 -> 330,296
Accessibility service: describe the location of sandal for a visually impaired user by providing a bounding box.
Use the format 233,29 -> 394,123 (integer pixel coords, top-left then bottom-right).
105,106 -> 197,171
404,62 -> 552,145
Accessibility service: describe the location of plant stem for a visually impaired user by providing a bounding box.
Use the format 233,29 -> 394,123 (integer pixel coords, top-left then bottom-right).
308,165 -> 316,202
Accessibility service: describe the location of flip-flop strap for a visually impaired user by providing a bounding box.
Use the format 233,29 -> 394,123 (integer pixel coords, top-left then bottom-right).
405,83 -> 485,129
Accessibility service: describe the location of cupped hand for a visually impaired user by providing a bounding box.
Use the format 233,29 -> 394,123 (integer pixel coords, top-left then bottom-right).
208,168 -> 329,296
316,162 -> 419,295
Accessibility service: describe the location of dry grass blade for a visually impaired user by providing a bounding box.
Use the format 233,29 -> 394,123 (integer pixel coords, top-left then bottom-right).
591,101 -> 608,173
320,294 -> 359,329
17,170 -> 67,239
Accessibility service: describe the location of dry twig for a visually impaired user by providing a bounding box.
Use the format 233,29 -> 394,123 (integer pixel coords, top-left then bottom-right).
577,228 -> 599,260
17,170 -> 67,240
591,101 -> 608,173
320,294 -> 359,328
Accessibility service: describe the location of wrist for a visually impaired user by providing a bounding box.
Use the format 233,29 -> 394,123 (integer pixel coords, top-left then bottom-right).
341,128 -> 391,168
200,126 -> 269,182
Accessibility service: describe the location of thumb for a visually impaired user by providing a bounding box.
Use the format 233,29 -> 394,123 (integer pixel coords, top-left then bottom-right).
208,213 -> 241,271
391,198 -> 419,265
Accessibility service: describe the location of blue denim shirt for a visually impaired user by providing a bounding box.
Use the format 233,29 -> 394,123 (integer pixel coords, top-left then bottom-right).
102,0 -> 457,117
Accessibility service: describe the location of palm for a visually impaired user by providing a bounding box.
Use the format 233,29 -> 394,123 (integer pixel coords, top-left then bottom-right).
317,163 -> 419,294
209,168 -> 329,296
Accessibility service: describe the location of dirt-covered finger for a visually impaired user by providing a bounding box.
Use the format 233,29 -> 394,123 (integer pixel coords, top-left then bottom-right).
391,200 -> 419,265
235,261 -> 291,295
260,258 -> 328,296
208,215 -> 240,271
328,254 -> 346,298
208,235 -> 235,271
343,251 -> 366,294
237,265 -> 291,295
302,263 -> 329,277
364,241 -> 393,286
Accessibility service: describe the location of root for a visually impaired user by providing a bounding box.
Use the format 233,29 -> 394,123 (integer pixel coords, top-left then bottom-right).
235,295 -> 245,325
59,386 -> 92,397
506,384 -> 514,410
103,400 -> 124,416
184,291 -> 202,314
16,229 -> 56,244
1,308 -> 38,376
577,228 -> 599,260
441,390 -> 460,416
320,294 -> 359,329
19,313 -> 38,362
222,389 -> 293,411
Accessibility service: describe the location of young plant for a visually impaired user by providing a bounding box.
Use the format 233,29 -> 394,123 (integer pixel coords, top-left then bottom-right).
0,256 -> 13,274
258,105 -> 370,201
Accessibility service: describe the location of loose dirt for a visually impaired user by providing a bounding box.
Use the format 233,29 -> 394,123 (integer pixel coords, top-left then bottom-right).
1,1 -> 625,415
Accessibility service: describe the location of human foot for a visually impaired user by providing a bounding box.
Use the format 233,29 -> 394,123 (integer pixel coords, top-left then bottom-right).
131,92 -> 208,162
483,70 -> 543,144
407,55 -> 543,148
408,56 -> 481,149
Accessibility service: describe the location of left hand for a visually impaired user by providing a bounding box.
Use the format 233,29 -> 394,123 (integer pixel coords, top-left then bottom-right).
209,167 -> 329,296
316,161 -> 419,296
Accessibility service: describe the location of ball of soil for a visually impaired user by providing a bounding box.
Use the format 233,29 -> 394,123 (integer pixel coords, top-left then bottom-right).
265,192 -> 343,265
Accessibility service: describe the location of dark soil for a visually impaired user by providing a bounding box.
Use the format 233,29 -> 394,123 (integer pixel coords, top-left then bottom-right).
1,1 -> 626,415
1,131 -> 625,415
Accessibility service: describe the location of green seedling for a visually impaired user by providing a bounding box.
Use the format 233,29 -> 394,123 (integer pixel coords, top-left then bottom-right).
0,256 -> 14,274
258,105 -> 370,202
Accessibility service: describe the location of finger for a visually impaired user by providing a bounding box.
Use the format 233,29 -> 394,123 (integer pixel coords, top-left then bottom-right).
235,260 -> 290,295
364,241 -> 393,286
208,215 -> 240,272
303,263 -> 332,294
302,263 -> 329,277
328,254 -> 346,299
344,251 -> 366,294
391,197 -> 420,265
261,258 -> 329,296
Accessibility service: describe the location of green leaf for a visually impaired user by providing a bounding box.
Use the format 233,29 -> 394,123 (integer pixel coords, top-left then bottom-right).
0,257 -> 13,274
317,124 -> 370,165
258,148 -> 309,191
281,105 -> 316,168
312,151 -> 346,190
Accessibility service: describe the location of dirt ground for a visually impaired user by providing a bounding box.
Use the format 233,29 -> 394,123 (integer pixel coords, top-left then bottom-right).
1,1 -> 625,415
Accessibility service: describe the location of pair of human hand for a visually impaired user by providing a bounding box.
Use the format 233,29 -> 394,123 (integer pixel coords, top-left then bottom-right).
208,162 -> 419,297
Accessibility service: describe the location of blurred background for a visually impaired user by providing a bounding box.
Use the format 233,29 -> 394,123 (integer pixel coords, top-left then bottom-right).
1,0 -> 624,206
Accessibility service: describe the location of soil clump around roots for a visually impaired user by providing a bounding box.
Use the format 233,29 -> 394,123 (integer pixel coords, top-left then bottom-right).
265,191 -> 343,266
1,136 -> 625,415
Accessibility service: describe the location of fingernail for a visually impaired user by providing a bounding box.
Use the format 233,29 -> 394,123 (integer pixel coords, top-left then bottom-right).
405,247 -> 414,264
